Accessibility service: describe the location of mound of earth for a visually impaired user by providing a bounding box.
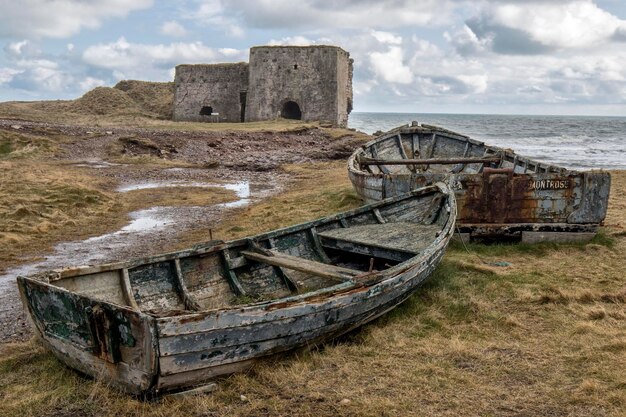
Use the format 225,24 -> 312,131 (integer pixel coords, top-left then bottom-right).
114,80 -> 174,119
69,87 -> 143,116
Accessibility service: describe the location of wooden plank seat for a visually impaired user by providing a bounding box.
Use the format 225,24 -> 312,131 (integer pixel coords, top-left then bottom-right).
240,250 -> 361,282
317,223 -> 441,262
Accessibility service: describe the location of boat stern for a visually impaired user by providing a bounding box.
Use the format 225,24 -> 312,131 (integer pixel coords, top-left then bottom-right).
17,275 -> 159,395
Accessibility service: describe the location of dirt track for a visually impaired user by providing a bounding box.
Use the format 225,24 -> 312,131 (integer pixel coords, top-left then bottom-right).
0,119 -> 368,343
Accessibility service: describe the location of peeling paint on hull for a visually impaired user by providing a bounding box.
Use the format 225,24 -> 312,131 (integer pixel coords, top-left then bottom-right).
348,123 -> 610,241
17,183 -> 456,395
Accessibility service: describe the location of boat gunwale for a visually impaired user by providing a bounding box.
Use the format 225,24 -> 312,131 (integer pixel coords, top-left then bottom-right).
155,183 -> 455,325
18,182 -> 456,321
347,123 -> 609,177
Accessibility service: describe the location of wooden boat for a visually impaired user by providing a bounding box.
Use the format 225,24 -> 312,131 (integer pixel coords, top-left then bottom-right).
348,123 -> 610,242
18,183 -> 456,395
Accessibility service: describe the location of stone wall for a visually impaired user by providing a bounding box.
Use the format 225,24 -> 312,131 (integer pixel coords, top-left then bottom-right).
336,53 -> 353,128
173,63 -> 249,122
245,46 -> 352,127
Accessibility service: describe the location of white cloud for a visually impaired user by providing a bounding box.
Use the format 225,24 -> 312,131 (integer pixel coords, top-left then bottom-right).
0,0 -> 153,39
79,76 -> 106,92
82,37 -> 246,79
27,66 -> 72,91
4,40 -> 41,58
0,67 -> 19,84
161,21 -> 189,37
444,25 -> 491,56
185,0 -> 245,38
457,74 -> 488,94
218,48 -> 243,57
371,31 -> 402,45
6,40 -> 30,56
228,26 -> 245,38
467,0 -> 626,53
1,0 -> 626,112
353,79 -> 378,96
217,0 -> 456,29
490,1 -> 623,49
369,46 -> 413,84
268,36 -> 318,46
14,58 -> 58,70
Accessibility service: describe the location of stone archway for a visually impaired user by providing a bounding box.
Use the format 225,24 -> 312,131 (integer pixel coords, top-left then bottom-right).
280,101 -> 302,120
199,106 -> 213,116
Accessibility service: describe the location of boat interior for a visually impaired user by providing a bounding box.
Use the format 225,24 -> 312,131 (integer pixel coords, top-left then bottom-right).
355,124 -> 568,176
44,187 -> 451,315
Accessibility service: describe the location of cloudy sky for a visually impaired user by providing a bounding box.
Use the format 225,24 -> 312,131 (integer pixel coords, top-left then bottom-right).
1,0 -> 625,115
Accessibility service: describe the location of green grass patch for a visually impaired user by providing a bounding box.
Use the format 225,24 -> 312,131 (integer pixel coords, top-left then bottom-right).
318,188 -> 362,211
0,141 -> 12,156
449,230 -> 615,258
589,230 -> 616,248
0,130 -> 56,159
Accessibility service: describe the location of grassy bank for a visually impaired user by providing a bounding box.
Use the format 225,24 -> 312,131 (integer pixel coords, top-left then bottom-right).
2,119 -> 354,272
1,159 -> 624,416
0,164 -> 238,274
0,99 -> 367,142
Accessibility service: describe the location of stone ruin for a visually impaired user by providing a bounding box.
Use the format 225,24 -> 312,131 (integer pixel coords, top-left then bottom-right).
173,45 -> 353,127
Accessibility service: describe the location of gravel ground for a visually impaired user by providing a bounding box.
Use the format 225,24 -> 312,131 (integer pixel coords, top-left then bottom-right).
0,119 -> 367,343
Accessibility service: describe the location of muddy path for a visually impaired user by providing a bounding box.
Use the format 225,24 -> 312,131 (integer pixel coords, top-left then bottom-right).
0,119 -> 368,343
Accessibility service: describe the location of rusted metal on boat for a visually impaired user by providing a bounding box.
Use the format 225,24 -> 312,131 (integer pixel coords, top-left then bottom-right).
348,123 -> 610,242
17,183 -> 456,395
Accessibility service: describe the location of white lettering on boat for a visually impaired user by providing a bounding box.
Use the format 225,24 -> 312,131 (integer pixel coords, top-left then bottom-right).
529,179 -> 570,190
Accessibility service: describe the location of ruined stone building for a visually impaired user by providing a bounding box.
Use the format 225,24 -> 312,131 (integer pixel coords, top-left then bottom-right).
173,45 -> 353,127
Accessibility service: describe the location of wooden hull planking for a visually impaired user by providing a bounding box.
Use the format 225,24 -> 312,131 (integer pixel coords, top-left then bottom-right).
18,183 -> 456,395
348,123 -> 610,241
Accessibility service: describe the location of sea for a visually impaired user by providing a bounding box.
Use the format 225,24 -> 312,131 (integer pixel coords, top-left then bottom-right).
349,113 -> 626,170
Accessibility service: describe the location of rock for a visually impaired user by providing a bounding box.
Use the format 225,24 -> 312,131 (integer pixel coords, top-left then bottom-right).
106,131 -> 113,135
240,395 -> 248,402
10,125 -> 22,130
340,398 -> 351,405
202,161 -> 219,169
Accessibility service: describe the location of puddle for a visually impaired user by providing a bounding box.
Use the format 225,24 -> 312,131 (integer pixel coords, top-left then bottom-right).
116,180 -> 251,197
0,208 -> 175,283
73,159 -> 121,169
84,208 -> 174,241
0,179 -> 278,294
116,180 -> 254,208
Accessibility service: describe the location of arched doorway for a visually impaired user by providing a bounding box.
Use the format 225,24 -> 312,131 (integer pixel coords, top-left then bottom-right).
281,101 -> 302,120
199,106 -> 213,116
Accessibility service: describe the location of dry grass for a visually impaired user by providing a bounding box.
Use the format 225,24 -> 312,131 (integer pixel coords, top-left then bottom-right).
69,87 -> 143,116
0,161 -> 237,272
0,127 -> 60,158
0,115 -> 362,272
174,161 -> 362,249
0,97 -> 369,139
0,83 -> 369,141
122,186 -> 236,212
1,164 -> 624,416
0,96 -> 624,414
113,80 -> 174,119
0,81 -> 172,123
0,157 -> 123,270
0,126 -> 239,271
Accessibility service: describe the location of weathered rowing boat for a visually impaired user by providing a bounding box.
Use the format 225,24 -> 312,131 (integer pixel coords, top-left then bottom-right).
348,123 -> 610,242
18,183 -> 455,395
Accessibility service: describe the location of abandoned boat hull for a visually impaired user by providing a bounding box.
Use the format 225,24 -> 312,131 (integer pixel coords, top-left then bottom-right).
348,123 -> 610,241
18,183 -> 455,394
154,249 -> 445,390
